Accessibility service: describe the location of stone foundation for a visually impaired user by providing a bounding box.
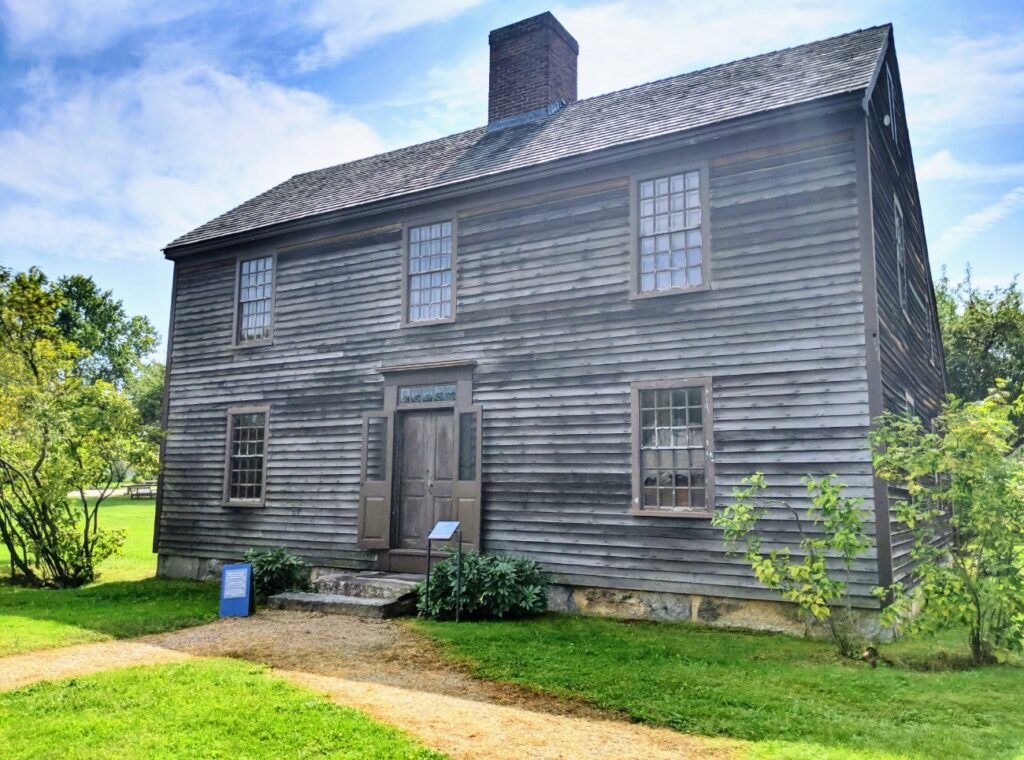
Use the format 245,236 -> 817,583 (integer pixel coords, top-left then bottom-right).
548,584 -> 890,640
157,553 -> 224,581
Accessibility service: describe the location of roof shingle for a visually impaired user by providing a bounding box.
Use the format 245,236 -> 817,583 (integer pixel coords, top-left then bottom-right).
167,24 -> 889,250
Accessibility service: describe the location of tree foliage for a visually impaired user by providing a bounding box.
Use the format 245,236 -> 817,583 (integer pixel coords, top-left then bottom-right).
0,268 -> 158,587
54,274 -> 158,387
936,270 -> 1024,433
871,388 -> 1024,664
713,474 -> 872,657
125,362 -> 165,427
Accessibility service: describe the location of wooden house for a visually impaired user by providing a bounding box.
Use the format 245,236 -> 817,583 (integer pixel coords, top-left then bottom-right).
156,13 -> 944,626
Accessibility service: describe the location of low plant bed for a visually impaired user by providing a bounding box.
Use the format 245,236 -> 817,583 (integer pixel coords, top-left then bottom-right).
415,614 -> 1024,759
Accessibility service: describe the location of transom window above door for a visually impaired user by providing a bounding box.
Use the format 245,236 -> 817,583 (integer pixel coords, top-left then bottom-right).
406,221 -> 454,324
633,167 -> 709,297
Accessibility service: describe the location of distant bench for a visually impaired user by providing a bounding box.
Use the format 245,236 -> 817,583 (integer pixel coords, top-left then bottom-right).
126,482 -> 157,499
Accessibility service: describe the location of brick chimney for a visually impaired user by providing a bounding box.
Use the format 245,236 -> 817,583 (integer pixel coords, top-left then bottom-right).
488,12 -> 579,128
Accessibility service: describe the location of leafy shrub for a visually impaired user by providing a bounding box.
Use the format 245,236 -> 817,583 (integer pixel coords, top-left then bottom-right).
418,551 -> 549,621
713,473 -> 872,658
242,547 -> 310,602
871,387 -> 1024,665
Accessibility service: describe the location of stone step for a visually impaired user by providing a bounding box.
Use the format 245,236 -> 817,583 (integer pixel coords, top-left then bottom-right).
312,572 -> 421,601
267,591 -> 417,619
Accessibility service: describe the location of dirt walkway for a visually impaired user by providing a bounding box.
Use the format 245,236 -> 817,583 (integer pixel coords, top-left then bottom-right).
0,611 -> 740,759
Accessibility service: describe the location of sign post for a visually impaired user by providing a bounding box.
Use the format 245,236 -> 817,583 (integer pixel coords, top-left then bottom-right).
425,520 -> 462,622
220,563 -> 254,618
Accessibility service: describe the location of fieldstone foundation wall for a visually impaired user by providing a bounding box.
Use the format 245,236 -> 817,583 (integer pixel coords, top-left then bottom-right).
548,584 -> 890,640
157,553 -> 223,581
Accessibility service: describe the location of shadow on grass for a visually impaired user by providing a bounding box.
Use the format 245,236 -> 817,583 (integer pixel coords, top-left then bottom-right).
0,577 -> 219,654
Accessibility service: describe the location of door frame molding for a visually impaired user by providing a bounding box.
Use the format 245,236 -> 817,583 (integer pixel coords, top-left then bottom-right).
358,361 -> 482,570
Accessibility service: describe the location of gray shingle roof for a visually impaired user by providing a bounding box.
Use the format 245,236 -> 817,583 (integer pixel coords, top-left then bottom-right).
167,24 -> 889,250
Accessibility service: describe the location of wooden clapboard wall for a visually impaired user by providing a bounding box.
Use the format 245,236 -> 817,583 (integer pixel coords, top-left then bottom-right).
866,39 -> 948,588
159,105 -> 890,605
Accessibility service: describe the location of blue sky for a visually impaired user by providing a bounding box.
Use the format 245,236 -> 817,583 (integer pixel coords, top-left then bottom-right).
1,0 -> 1022,353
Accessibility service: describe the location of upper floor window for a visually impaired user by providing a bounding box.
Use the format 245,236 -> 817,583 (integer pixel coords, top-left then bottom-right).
886,64 -> 899,150
406,221 -> 454,324
632,378 -> 714,515
635,168 -> 707,295
225,407 -> 268,505
894,197 -> 908,320
237,256 -> 274,343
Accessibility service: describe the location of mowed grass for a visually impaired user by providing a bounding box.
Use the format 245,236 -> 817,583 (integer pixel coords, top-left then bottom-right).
0,497 -> 218,656
416,615 -> 1024,760
0,659 -> 444,760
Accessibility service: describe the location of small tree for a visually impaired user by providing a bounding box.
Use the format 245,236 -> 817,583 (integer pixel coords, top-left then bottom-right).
0,268 -> 157,587
871,388 -> 1024,664
713,474 -> 872,657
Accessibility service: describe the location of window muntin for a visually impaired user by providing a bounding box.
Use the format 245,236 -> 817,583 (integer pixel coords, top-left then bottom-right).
227,411 -> 267,502
408,221 -> 453,322
238,256 -> 274,343
638,385 -> 708,511
638,171 -> 703,293
398,383 -> 457,404
895,198 -> 908,319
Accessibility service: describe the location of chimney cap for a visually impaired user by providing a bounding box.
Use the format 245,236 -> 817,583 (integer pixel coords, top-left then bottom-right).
488,11 -> 579,54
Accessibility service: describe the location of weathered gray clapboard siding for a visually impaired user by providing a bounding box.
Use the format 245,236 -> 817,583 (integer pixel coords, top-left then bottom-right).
159,106 -> 888,603
866,43 -> 948,586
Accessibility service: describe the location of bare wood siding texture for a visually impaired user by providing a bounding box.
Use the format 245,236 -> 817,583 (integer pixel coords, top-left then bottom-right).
160,112 -> 884,604
868,43 -> 948,585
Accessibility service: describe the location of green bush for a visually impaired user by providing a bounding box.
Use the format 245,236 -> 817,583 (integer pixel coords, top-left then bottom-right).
418,551 -> 549,621
242,547 -> 310,602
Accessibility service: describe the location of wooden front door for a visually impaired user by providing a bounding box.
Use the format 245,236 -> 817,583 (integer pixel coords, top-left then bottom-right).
394,410 -> 455,550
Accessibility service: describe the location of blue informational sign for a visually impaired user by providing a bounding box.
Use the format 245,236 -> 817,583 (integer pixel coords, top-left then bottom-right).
220,563 -> 254,618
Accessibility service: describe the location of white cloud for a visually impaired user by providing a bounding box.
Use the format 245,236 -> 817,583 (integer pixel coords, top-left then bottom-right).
901,32 -> 1024,141
295,0 -> 482,71
932,186 -> 1024,260
0,53 -> 385,261
919,149 -> 1024,183
1,0 -> 207,56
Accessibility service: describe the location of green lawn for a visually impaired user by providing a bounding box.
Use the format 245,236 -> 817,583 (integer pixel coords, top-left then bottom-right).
416,615 -> 1024,760
0,497 -> 219,656
0,659 -> 444,759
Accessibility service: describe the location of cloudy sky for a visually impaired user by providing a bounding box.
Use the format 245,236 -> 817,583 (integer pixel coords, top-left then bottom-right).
1,0 -> 1022,351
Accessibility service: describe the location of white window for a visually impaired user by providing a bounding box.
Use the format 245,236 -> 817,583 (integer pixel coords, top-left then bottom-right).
637,170 -> 706,294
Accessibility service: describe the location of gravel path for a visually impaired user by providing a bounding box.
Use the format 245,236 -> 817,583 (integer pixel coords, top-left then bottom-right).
0,611 -> 740,759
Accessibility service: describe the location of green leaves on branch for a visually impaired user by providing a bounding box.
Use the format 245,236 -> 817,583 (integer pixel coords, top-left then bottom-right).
713,474 -> 871,656
871,387 -> 1024,664
418,551 -> 550,621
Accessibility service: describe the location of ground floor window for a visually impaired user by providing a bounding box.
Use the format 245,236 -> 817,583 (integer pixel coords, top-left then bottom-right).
225,406 -> 268,504
631,378 -> 714,515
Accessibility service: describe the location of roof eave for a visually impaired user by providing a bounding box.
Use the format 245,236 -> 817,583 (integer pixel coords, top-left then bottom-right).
163,90 -> 867,260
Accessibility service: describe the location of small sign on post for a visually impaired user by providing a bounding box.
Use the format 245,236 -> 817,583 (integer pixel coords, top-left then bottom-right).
220,563 -> 254,618
424,520 -> 463,622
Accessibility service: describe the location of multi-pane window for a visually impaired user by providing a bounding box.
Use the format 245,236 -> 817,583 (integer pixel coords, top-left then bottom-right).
238,256 -> 274,343
398,383 -> 456,404
408,221 -> 453,322
895,198 -> 908,318
227,410 -> 267,502
636,383 -> 710,511
638,171 -> 704,293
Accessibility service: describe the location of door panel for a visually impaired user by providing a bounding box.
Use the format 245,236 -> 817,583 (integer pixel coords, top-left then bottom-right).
357,411 -> 394,550
395,410 -> 455,550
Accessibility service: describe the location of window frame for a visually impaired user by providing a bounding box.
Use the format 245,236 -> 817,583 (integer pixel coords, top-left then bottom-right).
222,404 -> 270,507
401,217 -> 458,328
629,161 -> 712,300
232,253 -> 277,348
630,376 -> 715,518
894,196 -> 909,322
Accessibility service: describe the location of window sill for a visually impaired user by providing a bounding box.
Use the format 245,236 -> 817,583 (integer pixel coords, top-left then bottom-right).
401,317 -> 456,329
629,508 -> 714,519
222,500 -> 265,509
630,282 -> 711,301
233,338 -> 274,350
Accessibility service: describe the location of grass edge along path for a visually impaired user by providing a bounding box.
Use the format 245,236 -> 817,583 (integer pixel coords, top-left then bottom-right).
0,658 -> 446,760
414,615 -> 1024,760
